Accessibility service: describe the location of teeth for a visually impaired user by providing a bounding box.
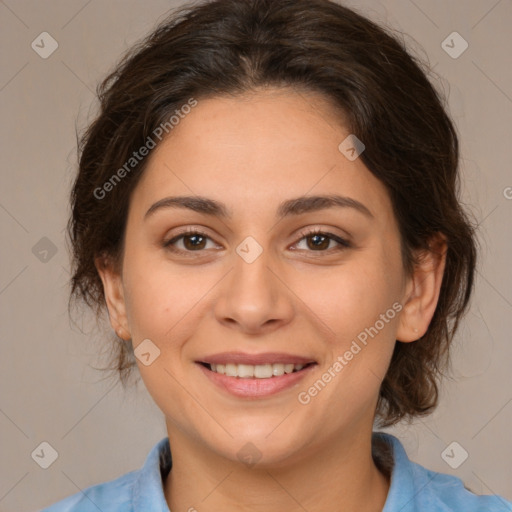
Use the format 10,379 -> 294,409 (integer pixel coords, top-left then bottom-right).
284,363 -> 294,374
208,362 -> 308,378
272,363 -> 284,376
238,364 -> 254,378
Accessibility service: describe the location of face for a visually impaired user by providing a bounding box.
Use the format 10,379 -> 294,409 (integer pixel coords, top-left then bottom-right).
99,88 -> 440,467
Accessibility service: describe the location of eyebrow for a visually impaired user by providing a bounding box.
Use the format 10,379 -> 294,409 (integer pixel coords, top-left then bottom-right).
144,194 -> 374,220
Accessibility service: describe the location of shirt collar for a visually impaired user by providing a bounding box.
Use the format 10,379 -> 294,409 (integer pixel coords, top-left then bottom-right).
132,437 -> 172,512
131,432 -> 416,511
376,432 -> 418,512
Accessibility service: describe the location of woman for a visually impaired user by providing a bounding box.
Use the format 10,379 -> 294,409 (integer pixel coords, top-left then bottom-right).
42,0 -> 511,510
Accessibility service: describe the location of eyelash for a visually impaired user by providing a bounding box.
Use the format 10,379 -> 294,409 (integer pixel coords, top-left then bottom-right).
163,227 -> 351,256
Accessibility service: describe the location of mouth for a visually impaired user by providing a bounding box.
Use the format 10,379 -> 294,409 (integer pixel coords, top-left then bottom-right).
195,353 -> 317,398
199,361 -> 315,378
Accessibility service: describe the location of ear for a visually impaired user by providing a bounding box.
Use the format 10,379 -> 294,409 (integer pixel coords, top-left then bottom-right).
396,233 -> 447,342
95,254 -> 131,341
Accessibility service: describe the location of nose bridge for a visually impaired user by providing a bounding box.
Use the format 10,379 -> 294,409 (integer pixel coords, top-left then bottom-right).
214,235 -> 294,332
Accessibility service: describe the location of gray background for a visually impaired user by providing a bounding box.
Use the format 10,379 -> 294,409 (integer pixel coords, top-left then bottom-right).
1,0 -> 511,510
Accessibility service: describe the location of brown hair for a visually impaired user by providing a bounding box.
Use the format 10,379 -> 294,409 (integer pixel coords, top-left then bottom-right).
68,0 -> 477,426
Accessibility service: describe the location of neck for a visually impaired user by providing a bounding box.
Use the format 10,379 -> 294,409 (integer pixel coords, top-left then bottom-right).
163,422 -> 390,512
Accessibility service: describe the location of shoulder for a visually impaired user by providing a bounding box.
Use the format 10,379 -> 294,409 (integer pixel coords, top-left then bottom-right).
407,458 -> 511,511
374,432 -> 512,512
39,437 -> 172,512
39,470 -> 138,511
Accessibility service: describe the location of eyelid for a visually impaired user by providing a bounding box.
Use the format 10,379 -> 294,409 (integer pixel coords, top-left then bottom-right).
163,226 -> 219,251
291,227 -> 352,251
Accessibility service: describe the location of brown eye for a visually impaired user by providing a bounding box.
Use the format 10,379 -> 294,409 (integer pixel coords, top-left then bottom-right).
182,233 -> 207,250
306,233 -> 331,250
163,229 -> 216,253
294,229 -> 351,252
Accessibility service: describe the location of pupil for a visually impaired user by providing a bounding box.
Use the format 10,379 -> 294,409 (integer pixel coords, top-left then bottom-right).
185,235 -> 205,250
309,234 -> 328,250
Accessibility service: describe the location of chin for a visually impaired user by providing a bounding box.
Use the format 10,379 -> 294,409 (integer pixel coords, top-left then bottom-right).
206,423 -> 313,469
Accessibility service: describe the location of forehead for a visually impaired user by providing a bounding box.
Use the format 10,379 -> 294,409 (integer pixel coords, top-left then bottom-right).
130,88 -> 393,223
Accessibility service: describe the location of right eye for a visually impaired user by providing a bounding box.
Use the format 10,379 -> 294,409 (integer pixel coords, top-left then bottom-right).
163,228 -> 221,254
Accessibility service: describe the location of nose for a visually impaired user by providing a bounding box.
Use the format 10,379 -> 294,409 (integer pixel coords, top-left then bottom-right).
213,244 -> 295,335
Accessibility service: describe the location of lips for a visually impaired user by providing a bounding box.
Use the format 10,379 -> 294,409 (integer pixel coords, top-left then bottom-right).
196,352 -> 317,398
197,352 -> 316,366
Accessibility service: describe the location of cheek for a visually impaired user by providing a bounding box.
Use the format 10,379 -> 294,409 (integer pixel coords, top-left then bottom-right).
121,254 -> 211,413
302,244 -> 403,401
122,250 -> 218,349
303,254 -> 402,344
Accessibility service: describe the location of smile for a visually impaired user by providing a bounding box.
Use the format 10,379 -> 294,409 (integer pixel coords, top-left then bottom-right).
202,362 -> 313,379
196,354 -> 317,398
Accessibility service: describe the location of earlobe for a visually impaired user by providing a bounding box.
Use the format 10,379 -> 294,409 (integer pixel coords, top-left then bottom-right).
94,255 -> 131,340
396,234 -> 447,343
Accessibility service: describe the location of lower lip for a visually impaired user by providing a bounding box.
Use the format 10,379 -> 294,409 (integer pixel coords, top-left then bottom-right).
197,363 -> 316,398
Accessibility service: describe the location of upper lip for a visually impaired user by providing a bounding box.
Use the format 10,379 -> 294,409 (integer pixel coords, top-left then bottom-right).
197,352 -> 317,366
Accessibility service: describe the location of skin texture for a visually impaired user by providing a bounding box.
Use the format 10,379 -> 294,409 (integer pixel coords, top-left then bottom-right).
97,87 -> 446,512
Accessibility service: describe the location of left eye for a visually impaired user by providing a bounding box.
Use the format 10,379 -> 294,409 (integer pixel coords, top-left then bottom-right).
293,230 -> 351,252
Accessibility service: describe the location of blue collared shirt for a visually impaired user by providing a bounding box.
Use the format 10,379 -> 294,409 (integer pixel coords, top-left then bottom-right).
41,432 -> 511,511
